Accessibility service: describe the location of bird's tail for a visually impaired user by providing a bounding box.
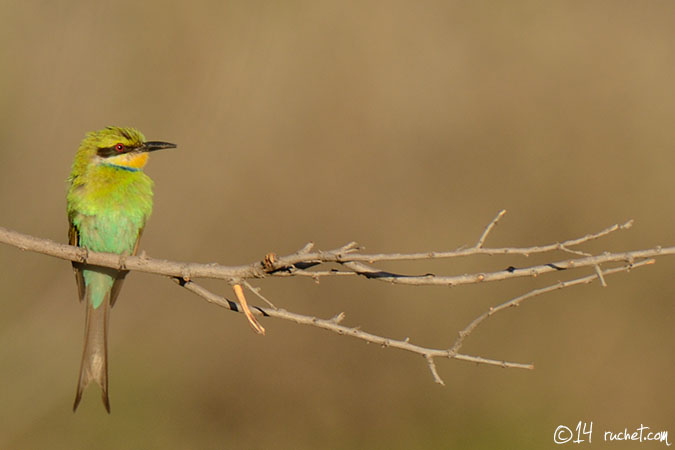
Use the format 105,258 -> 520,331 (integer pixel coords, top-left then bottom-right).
73,273 -> 111,413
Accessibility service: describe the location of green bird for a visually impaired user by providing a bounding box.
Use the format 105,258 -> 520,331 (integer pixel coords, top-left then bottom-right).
66,126 -> 175,412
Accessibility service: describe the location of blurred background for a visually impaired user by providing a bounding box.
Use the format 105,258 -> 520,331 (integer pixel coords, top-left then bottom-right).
0,1 -> 673,448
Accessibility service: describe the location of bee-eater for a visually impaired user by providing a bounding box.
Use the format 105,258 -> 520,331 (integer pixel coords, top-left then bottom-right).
67,126 -> 175,412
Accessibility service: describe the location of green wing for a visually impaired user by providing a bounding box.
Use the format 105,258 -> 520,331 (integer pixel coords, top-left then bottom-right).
69,221 -> 86,302
109,227 -> 144,307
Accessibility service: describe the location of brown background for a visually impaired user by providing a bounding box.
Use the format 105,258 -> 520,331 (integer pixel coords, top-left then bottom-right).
0,1 -> 673,449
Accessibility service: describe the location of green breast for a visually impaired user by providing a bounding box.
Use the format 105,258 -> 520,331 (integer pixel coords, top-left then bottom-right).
67,165 -> 154,254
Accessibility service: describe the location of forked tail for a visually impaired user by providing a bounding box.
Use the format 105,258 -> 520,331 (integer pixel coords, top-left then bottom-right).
73,293 -> 110,413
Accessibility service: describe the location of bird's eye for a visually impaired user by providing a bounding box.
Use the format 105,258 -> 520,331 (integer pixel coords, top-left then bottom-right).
115,143 -> 125,152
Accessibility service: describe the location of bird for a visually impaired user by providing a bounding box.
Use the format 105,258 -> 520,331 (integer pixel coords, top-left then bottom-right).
66,126 -> 175,412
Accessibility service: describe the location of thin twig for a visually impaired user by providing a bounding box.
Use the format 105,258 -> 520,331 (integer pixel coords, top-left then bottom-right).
175,278 -> 534,377
243,280 -> 277,309
425,355 -> 445,385
594,264 -> 607,287
450,259 -> 654,354
271,219 -> 637,265
475,209 -> 506,248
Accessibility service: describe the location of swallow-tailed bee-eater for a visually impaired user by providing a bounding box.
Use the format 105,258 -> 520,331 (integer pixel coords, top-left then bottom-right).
67,126 -> 175,412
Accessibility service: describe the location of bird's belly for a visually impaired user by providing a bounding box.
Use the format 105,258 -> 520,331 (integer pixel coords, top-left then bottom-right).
75,213 -> 144,254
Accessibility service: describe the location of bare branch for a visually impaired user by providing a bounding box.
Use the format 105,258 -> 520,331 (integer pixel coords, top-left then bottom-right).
1,213 -> 671,386
174,277 -> 535,380
171,259 -> 655,383
0,226 -> 670,288
330,250 -> 671,287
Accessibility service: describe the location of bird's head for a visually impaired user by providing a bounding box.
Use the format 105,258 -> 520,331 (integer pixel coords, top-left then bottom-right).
71,127 -> 176,176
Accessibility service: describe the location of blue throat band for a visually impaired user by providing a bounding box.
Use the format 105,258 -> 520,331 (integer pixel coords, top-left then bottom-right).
102,163 -> 141,172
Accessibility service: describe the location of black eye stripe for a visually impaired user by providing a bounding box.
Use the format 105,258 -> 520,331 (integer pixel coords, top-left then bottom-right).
96,145 -> 139,158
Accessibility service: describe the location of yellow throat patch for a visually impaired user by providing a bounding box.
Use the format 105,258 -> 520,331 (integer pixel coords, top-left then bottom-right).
105,152 -> 149,169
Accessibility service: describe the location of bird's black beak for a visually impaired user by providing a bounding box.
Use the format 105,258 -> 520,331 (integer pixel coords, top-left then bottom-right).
143,141 -> 177,152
